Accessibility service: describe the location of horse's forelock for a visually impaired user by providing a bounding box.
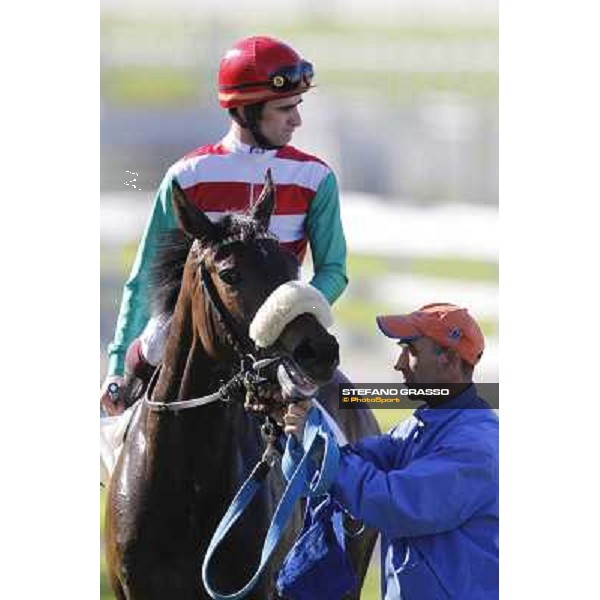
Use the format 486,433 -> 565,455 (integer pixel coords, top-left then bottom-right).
219,213 -> 265,242
148,214 -> 269,317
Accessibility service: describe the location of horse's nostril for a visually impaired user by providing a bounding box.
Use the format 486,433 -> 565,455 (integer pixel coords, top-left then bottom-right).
323,342 -> 339,365
293,338 -> 339,367
293,340 -> 317,364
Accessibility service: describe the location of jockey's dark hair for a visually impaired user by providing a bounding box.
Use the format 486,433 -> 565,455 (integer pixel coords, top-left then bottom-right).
229,104 -> 263,129
228,103 -> 283,150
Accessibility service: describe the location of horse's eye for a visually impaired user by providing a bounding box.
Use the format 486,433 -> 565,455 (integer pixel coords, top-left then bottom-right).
218,268 -> 242,285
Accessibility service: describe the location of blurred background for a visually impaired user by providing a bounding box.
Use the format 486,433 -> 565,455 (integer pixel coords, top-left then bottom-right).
100,0 -> 497,597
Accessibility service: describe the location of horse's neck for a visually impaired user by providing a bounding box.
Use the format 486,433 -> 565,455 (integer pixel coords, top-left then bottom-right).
145,280 -> 255,494
151,293 -> 219,402
151,270 -> 237,403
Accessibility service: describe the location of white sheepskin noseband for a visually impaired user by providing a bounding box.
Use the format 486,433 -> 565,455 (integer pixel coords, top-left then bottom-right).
249,281 -> 334,348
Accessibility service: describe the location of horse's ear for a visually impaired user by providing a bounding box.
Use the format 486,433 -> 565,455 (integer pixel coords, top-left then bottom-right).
249,169 -> 276,230
171,178 -> 216,243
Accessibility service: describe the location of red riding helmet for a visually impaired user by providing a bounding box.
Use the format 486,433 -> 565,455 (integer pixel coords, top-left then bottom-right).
218,36 -> 314,109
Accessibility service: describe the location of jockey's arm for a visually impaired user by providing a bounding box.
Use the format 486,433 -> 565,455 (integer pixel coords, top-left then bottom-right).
106,173 -> 178,378
305,172 -> 348,304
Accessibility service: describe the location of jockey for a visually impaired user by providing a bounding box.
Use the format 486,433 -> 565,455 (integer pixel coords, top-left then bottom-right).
101,36 -> 348,415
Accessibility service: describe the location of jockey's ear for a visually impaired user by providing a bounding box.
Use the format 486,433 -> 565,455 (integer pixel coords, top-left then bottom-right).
249,168 -> 276,231
171,178 -> 216,244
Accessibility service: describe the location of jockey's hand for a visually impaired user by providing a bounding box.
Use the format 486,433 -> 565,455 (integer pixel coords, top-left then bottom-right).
283,399 -> 312,441
100,375 -> 126,416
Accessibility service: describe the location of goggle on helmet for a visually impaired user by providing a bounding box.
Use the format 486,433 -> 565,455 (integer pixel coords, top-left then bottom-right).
218,36 -> 315,109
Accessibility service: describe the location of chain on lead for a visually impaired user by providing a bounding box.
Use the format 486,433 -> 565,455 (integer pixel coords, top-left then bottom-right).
260,416 -> 282,467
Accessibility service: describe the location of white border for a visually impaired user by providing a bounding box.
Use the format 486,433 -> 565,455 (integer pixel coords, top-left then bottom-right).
502,1 -> 599,596
3,1 -> 98,596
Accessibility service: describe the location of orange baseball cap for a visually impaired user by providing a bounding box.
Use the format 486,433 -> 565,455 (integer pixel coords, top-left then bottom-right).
376,303 -> 485,366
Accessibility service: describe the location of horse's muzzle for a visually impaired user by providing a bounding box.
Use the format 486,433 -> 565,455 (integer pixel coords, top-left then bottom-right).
291,335 -> 339,382
273,313 -> 340,387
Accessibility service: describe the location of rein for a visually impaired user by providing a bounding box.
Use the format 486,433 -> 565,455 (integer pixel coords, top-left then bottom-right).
144,356 -> 280,413
201,407 -> 340,600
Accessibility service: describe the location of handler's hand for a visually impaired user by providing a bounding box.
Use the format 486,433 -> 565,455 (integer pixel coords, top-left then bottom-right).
283,399 -> 313,441
100,375 -> 126,416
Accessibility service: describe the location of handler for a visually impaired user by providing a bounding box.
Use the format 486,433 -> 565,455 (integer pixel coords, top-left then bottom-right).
284,302 -> 499,599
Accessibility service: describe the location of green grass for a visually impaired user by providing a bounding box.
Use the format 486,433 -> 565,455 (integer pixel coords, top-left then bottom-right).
100,555 -> 112,600
101,16 -> 497,43
362,561 -> 381,599
268,20 -> 497,41
102,67 -> 201,107
410,256 -> 498,282
372,407 -> 415,433
121,241 -> 139,270
100,490 -> 112,599
336,252 -> 499,336
325,70 -> 498,100
114,250 -> 497,284
101,17 -> 497,106
102,66 -> 497,106
335,298 -> 497,338
334,298 -> 397,329
111,246 -> 499,337
347,254 -> 393,277
348,253 -> 498,282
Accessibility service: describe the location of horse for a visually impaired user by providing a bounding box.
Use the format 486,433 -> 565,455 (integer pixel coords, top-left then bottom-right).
105,173 -> 380,599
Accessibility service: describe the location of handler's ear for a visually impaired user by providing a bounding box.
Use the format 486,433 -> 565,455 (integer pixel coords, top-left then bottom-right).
439,347 -> 461,369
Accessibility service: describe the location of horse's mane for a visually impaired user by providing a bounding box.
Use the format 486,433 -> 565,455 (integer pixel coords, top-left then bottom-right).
148,229 -> 193,316
148,214 -> 277,316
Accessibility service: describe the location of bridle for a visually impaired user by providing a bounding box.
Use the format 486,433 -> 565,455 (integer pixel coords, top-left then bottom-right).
198,260 -> 256,358
144,234 -> 285,415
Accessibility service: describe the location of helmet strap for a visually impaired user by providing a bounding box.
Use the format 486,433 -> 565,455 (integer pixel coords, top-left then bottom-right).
229,104 -> 284,150
228,107 -> 249,128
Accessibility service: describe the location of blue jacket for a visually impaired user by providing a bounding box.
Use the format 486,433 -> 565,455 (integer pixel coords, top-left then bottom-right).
331,385 -> 498,599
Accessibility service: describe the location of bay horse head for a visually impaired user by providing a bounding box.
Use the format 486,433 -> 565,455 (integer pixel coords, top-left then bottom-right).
166,169 -> 339,397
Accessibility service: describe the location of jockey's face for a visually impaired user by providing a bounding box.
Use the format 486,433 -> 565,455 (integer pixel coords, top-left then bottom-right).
257,95 -> 303,147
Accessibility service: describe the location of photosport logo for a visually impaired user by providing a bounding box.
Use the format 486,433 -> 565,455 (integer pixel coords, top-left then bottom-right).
338,383 -> 499,409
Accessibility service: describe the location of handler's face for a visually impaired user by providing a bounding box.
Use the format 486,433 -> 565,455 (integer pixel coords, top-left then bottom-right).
394,337 -> 448,384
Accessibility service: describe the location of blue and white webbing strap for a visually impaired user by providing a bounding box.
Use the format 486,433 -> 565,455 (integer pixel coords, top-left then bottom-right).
201,407 -> 339,600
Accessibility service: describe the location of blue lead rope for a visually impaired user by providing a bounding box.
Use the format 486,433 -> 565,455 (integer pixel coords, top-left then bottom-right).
201,407 -> 340,600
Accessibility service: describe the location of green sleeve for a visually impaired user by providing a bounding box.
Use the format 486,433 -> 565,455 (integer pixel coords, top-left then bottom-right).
305,171 -> 348,304
106,173 -> 178,376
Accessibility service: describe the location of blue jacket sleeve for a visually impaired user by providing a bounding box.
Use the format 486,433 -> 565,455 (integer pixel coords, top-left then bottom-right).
106,173 -> 178,376
330,442 -> 498,539
305,172 -> 348,304
346,434 -> 399,471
